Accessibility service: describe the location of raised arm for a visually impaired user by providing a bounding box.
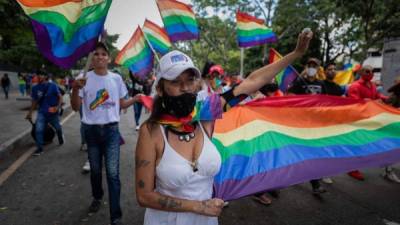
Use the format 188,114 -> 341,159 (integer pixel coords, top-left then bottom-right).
135,124 -> 224,216
233,31 -> 313,97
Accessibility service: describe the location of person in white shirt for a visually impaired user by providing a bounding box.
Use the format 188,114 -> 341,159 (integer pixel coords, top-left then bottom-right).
71,43 -> 140,225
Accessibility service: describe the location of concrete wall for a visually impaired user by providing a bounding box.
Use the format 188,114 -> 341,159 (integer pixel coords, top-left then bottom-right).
382,37 -> 400,94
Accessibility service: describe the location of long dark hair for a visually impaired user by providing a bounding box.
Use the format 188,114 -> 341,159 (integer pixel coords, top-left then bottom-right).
145,79 -> 166,132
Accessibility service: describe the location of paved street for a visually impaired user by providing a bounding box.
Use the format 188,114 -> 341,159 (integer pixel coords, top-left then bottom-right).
0,108 -> 400,225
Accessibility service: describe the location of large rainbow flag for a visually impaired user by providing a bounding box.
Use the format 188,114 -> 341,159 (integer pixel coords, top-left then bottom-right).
269,48 -> 299,92
16,0 -> 112,69
143,19 -> 172,55
156,0 -> 199,42
115,27 -> 154,78
236,11 -> 277,48
213,95 -> 400,200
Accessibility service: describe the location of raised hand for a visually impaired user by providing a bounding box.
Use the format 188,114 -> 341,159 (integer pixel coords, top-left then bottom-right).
294,28 -> 313,56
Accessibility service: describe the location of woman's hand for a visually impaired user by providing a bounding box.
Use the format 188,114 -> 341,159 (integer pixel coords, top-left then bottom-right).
293,29 -> 313,56
195,198 -> 225,217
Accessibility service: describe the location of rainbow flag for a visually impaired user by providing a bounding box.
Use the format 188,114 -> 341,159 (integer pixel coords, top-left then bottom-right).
213,95 -> 400,200
143,19 -> 172,55
236,11 -> 277,48
334,70 -> 354,86
343,63 -> 361,72
115,27 -> 154,78
16,0 -> 112,69
156,0 -> 199,42
269,48 -> 299,92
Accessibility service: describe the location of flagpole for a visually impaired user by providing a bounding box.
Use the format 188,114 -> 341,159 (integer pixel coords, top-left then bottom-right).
240,48 -> 244,78
81,31 -> 106,78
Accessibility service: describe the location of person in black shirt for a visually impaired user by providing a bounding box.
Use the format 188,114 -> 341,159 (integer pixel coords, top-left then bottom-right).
323,62 -> 344,96
1,73 -> 11,99
288,58 -> 326,95
288,57 -> 327,195
129,71 -> 146,131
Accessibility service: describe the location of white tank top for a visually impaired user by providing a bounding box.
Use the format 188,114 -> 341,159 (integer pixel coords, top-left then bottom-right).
144,122 -> 222,225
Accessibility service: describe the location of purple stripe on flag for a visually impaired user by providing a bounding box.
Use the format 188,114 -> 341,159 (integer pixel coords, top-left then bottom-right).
169,32 -> 199,42
238,36 -> 277,48
31,19 -> 98,69
214,148 -> 400,200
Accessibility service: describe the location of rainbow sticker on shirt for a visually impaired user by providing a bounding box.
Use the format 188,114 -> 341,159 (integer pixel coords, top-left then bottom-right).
90,89 -> 110,110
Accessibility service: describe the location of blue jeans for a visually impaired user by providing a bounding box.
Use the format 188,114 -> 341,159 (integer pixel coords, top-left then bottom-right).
35,112 -> 63,150
83,123 -> 122,222
2,86 -> 9,99
18,84 -> 25,96
133,102 -> 143,126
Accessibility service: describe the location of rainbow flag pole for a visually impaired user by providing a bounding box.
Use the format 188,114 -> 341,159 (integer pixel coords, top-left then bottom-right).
82,30 -> 108,78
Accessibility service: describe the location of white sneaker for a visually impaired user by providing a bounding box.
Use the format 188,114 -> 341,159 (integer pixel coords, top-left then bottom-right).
383,170 -> 400,183
322,177 -> 333,184
82,161 -> 90,173
135,125 -> 140,131
80,143 -> 87,151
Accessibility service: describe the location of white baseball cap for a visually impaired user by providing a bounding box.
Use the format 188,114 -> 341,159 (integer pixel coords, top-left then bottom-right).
156,50 -> 200,83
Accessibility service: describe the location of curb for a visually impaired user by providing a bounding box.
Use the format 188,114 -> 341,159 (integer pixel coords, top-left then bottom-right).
0,104 -> 73,160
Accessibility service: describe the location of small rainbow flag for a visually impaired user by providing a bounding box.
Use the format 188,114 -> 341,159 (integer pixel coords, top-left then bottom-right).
213,95 -> 400,200
16,0 -> 112,69
269,48 -> 299,92
236,11 -> 277,48
343,63 -> 361,72
156,0 -> 199,42
334,70 -> 354,86
115,27 -> 154,78
143,19 -> 172,55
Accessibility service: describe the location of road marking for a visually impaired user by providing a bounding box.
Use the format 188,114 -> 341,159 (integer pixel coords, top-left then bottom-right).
0,111 -> 75,186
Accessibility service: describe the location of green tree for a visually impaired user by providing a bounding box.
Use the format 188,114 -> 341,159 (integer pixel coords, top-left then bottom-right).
339,0 -> 400,61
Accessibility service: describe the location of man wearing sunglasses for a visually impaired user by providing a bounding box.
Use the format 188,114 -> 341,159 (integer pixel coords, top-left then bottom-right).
347,65 -> 400,183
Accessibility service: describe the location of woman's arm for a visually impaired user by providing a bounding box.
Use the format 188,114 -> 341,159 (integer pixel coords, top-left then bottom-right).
233,31 -> 313,97
218,31 -> 313,107
135,124 -> 224,216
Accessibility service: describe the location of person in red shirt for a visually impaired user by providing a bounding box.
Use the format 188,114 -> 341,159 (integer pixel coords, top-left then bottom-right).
347,65 -> 387,101
347,65 -> 398,182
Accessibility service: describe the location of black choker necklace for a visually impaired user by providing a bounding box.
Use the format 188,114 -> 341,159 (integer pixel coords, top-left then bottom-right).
167,126 -> 196,142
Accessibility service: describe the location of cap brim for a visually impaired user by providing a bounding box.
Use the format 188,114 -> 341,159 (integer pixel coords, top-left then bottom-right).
156,65 -> 200,85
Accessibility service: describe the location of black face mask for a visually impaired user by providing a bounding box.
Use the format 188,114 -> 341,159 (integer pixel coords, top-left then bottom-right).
162,93 -> 197,118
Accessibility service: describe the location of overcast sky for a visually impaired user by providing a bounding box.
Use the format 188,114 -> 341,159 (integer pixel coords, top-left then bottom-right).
104,0 -> 192,50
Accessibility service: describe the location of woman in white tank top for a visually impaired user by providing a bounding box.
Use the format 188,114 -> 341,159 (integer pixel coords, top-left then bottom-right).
135,32 -> 313,225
